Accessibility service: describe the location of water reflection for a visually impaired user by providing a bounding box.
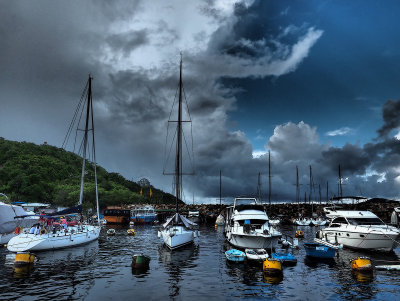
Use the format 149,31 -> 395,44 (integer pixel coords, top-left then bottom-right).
158,244 -> 199,298
263,272 -> 283,284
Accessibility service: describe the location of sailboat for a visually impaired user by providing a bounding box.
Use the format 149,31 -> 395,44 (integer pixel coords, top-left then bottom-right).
7,75 -> 101,252
158,55 -> 198,250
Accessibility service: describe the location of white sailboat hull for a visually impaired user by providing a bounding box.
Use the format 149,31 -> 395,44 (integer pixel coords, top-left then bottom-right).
160,225 -> 194,250
227,233 -> 280,249
7,225 -> 100,252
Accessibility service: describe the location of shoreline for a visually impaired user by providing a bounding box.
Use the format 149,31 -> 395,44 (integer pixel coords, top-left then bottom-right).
153,199 -> 400,224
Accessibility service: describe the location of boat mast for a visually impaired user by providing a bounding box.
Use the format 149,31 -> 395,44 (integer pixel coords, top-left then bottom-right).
338,164 -> 343,198
79,76 -> 92,206
175,55 -> 183,214
89,77 -> 100,227
257,172 -> 262,203
219,170 -> 222,206
268,150 -> 271,206
296,166 -> 299,205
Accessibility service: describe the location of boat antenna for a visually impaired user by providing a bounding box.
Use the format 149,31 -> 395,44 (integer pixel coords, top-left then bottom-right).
257,172 -> 262,204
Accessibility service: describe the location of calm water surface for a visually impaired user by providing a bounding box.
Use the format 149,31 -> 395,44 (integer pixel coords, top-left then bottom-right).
1,225 -> 400,300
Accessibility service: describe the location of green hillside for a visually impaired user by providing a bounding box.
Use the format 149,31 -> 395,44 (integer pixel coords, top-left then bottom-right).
0,137 -> 176,211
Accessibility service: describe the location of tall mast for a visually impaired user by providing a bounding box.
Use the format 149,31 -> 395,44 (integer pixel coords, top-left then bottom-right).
79,76 -> 92,206
257,172 -> 261,203
296,166 -> 299,205
268,150 -> 271,206
326,181 -> 329,203
219,170 -> 222,206
338,164 -> 342,198
309,165 -> 312,204
175,55 -> 183,213
89,76 -> 100,226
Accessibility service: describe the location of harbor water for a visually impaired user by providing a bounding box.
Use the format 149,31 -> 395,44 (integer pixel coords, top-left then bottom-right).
1,225 -> 400,300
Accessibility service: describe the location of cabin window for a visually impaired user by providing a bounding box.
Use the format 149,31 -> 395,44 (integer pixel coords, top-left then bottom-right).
347,218 -> 384,226
331,217 -> 348,224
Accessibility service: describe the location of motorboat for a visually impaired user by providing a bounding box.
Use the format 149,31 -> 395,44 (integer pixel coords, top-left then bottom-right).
304,242 -> 338,259
225,249 -> 245,262
271,249 -> 297,265
187,211 -> 200,224
130,205 -> 157,224
245,248 -> 269,261
215,214 -> 225,226
293,217 -> 312,226
7,76 -> 101,252
103,207 -> 131,224
310,217 -> 327,226
224,197 -> 281,249
0,193 -> 38,244
319,208 -> 400,252
269,217 -> 280,226
107,228 -> 116,236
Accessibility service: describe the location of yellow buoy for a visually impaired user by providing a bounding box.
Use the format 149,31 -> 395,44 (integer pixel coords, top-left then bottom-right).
295,230 -> 304,238
350,257 -> 372,272
127,229 -> 135,236
263,258 -> 282,275
14,252 -> 35,267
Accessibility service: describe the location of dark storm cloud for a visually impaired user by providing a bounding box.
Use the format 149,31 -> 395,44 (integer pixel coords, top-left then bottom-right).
321,144 -> 371,175
377,99 -> 400,138
106,30 -> 149,57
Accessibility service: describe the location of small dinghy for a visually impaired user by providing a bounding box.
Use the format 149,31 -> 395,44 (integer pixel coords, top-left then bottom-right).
225,249 -> 245,262
106,228 -> 116,236
215,214 -> 225,226
272,249 -> 297,265
245,249 -> 269,261
304,243 -> 337,259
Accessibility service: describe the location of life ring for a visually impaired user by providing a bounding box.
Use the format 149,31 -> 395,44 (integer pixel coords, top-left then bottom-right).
14,227 -> 20,234
40,229 -> 47,235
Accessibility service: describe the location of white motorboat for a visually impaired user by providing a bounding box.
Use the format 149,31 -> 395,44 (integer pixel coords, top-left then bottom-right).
0,193 -> 38,244
319,209 -> 400,252
224,197 -> 281,249
7,76 -> 101,252
269,218 -> 280,226
187,211 -> 200,224
245,248 -> 269,261
159,55 -> 198,250
310,217 -> 327,226
215,214 -> 225,226
293,217 -> 312,226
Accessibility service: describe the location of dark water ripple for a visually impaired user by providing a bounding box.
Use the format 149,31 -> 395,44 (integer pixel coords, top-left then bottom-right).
0,225 -> 399,300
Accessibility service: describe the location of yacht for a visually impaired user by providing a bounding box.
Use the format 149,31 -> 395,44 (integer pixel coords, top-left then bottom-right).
224,198 -> 281,249
7,75 -> 101,252
319,208 -> 400,252
0,194 -> 38,244
131,205 -> 157,224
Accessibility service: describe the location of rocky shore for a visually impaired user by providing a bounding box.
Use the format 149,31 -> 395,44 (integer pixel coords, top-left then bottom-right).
154,199 -> 399,224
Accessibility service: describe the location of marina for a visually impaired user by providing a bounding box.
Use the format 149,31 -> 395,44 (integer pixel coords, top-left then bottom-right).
1,225 -> 400,300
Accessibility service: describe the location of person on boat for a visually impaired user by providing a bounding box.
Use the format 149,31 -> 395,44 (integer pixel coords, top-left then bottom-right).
61,217 -> 68,229
34,224 -> 41,235
29,224 -> 36,234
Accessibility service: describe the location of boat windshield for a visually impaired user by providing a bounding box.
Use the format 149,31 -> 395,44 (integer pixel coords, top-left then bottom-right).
347,217 -> 385,226
235,198 -> 259,206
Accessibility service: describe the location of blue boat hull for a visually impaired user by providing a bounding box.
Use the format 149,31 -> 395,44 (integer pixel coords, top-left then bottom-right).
304,243 -> 336,259
225,250 -> 245,262
271,253 -> 297,264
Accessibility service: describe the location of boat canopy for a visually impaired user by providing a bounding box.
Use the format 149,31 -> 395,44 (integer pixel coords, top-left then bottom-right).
163,213 -> 197,229
47,205 -> 82,216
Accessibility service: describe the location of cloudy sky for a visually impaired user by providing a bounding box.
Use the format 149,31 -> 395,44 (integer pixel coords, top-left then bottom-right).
2,0 -> 400,203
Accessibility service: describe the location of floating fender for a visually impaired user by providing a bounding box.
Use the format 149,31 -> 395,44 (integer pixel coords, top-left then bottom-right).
157,231 -> 161,238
